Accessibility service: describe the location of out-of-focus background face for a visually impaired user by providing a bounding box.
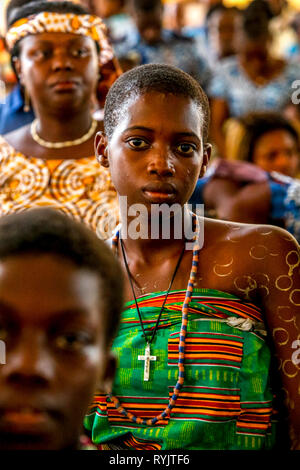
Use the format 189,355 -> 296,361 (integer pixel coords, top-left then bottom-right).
88,0 -> 125,18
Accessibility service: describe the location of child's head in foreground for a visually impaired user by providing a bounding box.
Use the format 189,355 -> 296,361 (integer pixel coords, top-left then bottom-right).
0,208 -> 123,450
97,64 -> 211,209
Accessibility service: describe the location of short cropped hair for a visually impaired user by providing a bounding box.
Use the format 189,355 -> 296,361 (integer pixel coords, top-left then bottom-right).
104,63 -> 210,143
239,112 -> 300,163
0,208 -> 123,347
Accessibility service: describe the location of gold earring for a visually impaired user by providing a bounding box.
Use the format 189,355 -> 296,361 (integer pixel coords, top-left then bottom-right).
200,165 -> 207,177
23,87 -> 30,112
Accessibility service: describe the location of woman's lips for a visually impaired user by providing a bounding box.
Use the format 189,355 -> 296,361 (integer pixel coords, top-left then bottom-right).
52,81 -> 78,91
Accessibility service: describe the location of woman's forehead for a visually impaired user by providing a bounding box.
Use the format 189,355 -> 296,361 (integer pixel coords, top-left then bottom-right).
20,31 -> 96,48
255,129 -> 298,148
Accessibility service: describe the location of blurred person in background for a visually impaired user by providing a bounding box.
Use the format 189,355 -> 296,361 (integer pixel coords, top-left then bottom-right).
89,0 -> 125,17
113,0 -> 212,91
165,0 -> 210,38
0,1 -> 92,132
0,36 -> 16,94
266,0 -> 299,59
209,0 -> 300,158
0,208 -> 123,450
0,0 -> 119,238
237,112 -> 299,177
85,0 -> 135,72
190,112 -> 300,241
0,0 -> 36,133
196,3 -> 243,68
285,12 -> 300,59
0,0 -> 122,134
87,0 -> 134,46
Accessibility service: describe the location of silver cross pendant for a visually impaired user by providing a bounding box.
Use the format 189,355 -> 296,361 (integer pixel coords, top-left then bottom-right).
138,342 -> 157,381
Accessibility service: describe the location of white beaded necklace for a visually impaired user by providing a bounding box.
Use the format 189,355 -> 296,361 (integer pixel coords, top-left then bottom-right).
30,118 -> 98,149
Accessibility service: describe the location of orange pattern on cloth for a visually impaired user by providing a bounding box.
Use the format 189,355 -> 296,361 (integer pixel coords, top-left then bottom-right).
0,136 -> 119,239
5,12 -> 114,66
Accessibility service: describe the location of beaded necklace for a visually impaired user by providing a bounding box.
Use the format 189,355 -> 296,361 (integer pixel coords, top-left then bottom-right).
120,235 -> 185,381
30,118 -> 98,149
110,214 -> 200,426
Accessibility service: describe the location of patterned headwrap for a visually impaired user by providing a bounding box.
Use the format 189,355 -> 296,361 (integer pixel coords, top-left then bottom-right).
5,12 -> 114,65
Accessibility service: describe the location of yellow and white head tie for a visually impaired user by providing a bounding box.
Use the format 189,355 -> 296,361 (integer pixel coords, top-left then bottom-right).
6,12 -> 114,65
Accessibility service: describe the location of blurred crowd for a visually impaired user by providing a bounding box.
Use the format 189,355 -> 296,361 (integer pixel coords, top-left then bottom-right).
1,0 -> 300,141
0,0 -> 300,241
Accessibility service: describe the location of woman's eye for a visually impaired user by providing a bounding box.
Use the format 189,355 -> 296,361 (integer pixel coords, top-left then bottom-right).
176,143 -> 196,154
72,48 -> 88,57
127,138 -> 149,149
34,50 -> 51,60
54,333 -> 91,352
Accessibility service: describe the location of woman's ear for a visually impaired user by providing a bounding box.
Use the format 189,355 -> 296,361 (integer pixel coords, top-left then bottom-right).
12,56 -> 22,83
199,143 -> 212,178
95,131 -> 109,168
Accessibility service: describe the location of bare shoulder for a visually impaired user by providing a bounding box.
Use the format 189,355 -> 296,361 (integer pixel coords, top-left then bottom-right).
202,217 -> 299,279
204,216 -> 297,248
194,217 -> 299,306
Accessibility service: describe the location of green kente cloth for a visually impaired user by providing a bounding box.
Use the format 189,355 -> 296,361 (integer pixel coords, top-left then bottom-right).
85,289 -> 281,450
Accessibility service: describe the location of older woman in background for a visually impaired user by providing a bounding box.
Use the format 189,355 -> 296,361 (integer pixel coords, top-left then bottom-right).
0,0 -> 120,238
0,0 -> 122,133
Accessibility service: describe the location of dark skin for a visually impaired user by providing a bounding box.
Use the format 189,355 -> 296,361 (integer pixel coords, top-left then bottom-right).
96,91 -> 300,448
202,128 -> 300,224
0,253 -> 115,450
252,129 -> 299,177
211,34 -> 286,158
131,5 -> 163,45
207,9 -> 242,60
203,178 -> 272,225
5,32 -> 103,160
88,0 -> 124,18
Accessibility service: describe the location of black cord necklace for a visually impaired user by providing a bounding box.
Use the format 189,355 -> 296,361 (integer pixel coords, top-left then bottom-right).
120,236 -> 185,381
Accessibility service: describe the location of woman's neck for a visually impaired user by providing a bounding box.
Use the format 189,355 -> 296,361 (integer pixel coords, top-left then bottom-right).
34,107 -> 93,143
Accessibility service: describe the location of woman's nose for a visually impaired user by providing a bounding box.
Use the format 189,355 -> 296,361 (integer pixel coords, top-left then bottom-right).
51,50 -> 73,71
